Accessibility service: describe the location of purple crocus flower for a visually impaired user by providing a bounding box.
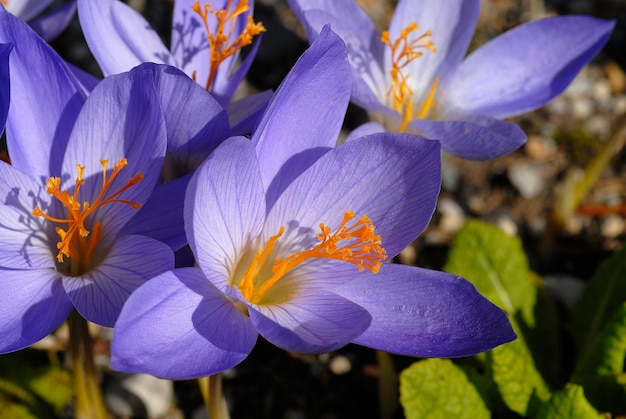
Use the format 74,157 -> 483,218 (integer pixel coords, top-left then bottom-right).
110,27 -> 515,379
287,0 -> 615,160
78,0 -> 265,106
3,0 -> 77,41
0,9 -> 175,353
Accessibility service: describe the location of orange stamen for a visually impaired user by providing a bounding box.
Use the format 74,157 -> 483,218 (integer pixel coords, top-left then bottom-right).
382,22 -> 437,131
0,1 -> 8,7
32,158 -> 143,263
238,211 -> 386,304
191,0 -> 265,92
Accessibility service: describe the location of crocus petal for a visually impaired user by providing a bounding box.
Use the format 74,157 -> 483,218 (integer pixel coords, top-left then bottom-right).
411,116 -> 527,160
335,264 -> 516,357
0,162 -> 55,270
444,16 -> 615,119
387,0 -> 479,98
63,235 -> 174,327
213,34 -> 263,106
249,290 -> 371,353
78,0 -> 172,77
124,174 -> 191,251
0,268 -> 71,353
29,0 -> 77,41
267,134 -> 441,262
5,0 -> 53,21
0,8 -> 86,180
185,136 -> 265,292
62,64 -> 167,240
68,62 -> 100,94
111,268 -> 257,379
252,25 -> 351,205
298,8 -> 387,101
343,121 -> 385,143
0,43 -> 10,131
145,64 -> 230,165
227,90 -> 272,136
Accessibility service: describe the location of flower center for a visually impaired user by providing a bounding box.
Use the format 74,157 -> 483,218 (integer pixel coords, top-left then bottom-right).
382,22 -> 437,131
236,210 -> 386,305
32,158 -> 143,264
191,0 -> 265,92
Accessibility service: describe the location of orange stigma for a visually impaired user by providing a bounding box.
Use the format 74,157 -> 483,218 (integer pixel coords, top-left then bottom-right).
382,22 -> 437,131
238,211 -> 386,304
32,158 -> 143,264
191,0 -> 265,92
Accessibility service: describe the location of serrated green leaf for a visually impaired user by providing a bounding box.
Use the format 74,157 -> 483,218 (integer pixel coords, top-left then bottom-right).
573,375 -> 626,414
572,245 -> 626,359
443,220 -> 536,326
536,384 -> 601,419
488,329 -> 551,416
400,359 -> 489,419
29,366 -> 72,413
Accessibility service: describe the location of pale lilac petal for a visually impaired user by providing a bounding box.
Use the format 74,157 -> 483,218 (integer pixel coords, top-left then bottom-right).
78,0 -> 172,76
388,0 -> 479,100
63,65 -> 167,240
267,134 -> 441,262
5,0 -> 53,21
185,137 -> 265,292
0,269 -> 71,353
0,8 -> 86,180
344,121 -> 385,143
444,16 -> 615,119
299,9 -> 387,101
29,0 -> 76,41
227,90 -> 272,136
411,116 -> 527,160
147,64 -> 229,167
335,264 -> 516,357
249,290 -> 371,353
125,174 -> 190,251
111,268 -> 257,379
0,43 -> 10,131
63,235 -> 174,327
253,26 -> 351,205
0,162 -> 55,270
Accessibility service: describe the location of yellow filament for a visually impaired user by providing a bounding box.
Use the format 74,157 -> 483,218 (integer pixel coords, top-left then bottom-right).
238,211 -> 386,304
382,22 -> 437,131
32,158 -> 143,263
191,0 -> 266,92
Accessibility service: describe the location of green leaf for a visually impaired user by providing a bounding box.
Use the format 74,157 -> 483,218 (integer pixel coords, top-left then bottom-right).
574,302 -> 626,377
488,328 -> 551,416
572,245 -> 626,359
400,359 -> 489,419
443,220 -> 536,326
536,384 -> 601,419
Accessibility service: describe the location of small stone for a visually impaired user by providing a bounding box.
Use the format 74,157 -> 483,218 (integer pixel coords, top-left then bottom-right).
571,97 -> 594,119
524,135 -> 555,161
437,197 -> 466,234
601,215 -> 625,239
105,373 -> 173,418
508,162 -> 544,199
329,355 -> 352,375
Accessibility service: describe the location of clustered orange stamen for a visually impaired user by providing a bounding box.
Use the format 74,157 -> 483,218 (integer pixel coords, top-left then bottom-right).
382,22 -> 437,131
32,158 -> 143,263
239,210 -> 386,304
191,0 -> 265,92
0,1 -> 8,7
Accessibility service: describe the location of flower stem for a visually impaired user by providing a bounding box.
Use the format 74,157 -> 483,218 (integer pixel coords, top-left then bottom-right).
68,310 -> 108,419
198,374 -> 229,419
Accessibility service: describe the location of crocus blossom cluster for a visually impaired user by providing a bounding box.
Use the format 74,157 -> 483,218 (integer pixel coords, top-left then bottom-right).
4,0 -> 76,40
0,0 -> 613,388
288,0 -> 615,159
